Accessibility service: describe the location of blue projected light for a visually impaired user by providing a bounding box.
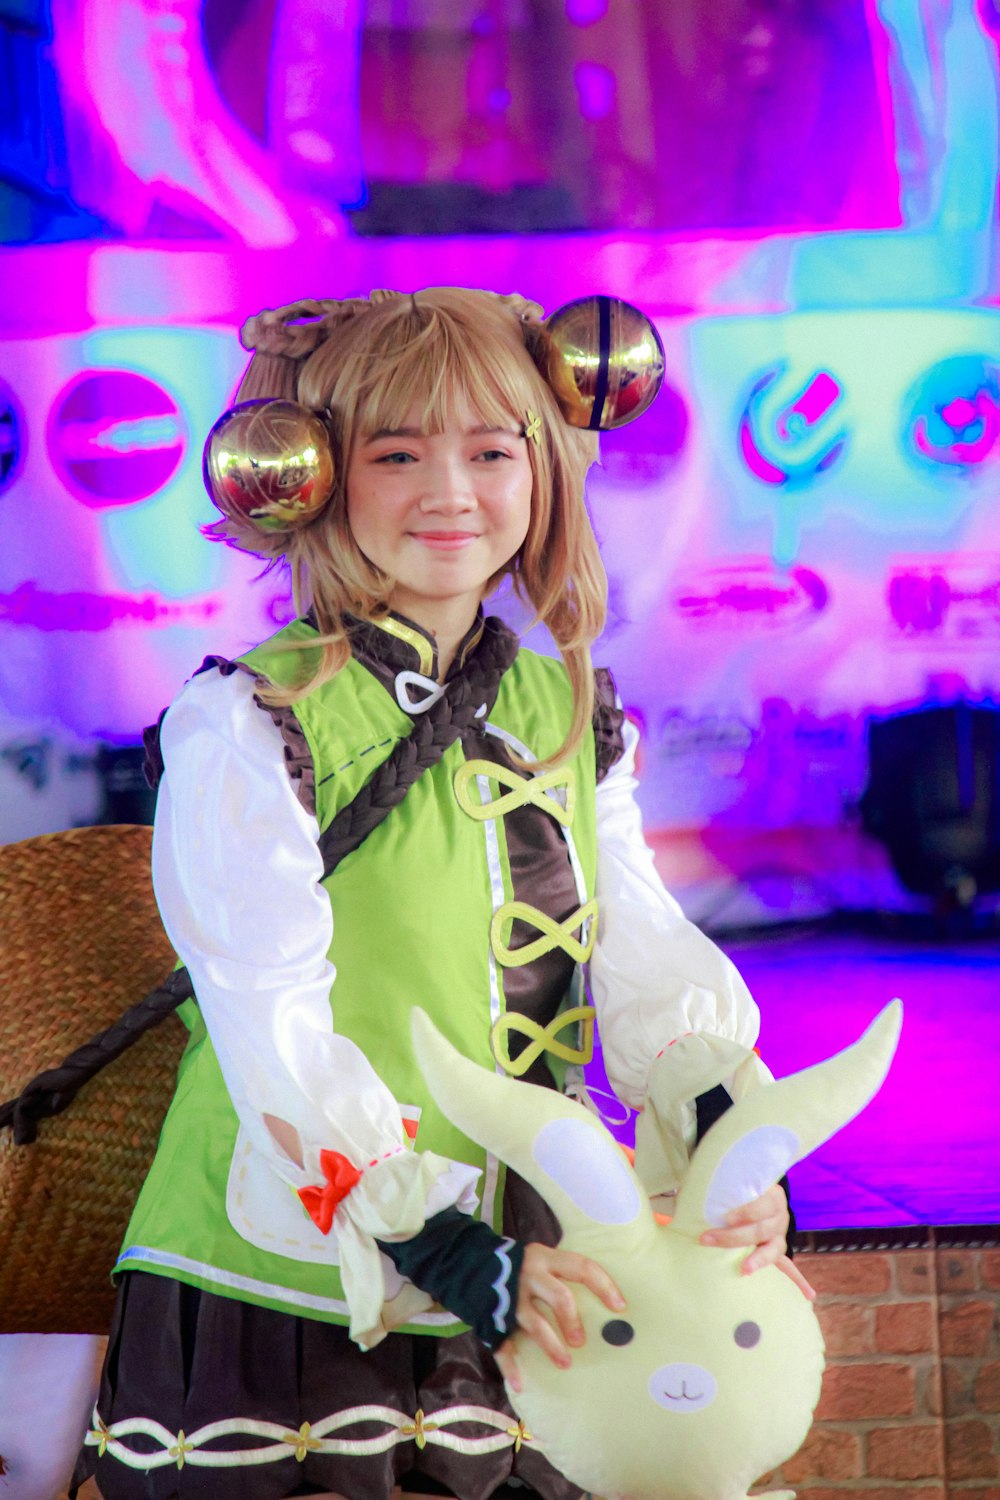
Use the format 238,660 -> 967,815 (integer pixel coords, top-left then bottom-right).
73,328 -> 244,599
694,308 -> 1000,568
901,355 -> 1000,477
0,382 -> 25,495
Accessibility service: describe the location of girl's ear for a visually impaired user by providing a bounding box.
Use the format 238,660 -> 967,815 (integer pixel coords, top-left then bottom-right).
411,1009 -> 657,1255
669,1001 -> 903,1240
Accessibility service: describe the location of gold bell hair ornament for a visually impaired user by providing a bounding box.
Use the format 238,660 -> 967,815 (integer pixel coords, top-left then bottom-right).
203,399 -> 336,533
542,295 -> 665,431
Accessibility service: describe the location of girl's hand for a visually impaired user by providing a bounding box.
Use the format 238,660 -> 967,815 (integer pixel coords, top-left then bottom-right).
493,1243 -> 625,1393
699,1183 -> 816,1299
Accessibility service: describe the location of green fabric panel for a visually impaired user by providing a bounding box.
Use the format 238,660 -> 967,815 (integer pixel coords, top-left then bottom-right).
111,1256 -> 469,1338
121,624 -> 599,1333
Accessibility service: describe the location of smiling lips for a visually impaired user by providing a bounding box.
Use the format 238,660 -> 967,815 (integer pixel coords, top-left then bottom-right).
409,531 -> 480,549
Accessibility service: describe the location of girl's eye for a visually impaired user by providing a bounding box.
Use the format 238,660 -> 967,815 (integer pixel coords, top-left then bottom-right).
474,449 -> 512,462
375,451 -> 417,465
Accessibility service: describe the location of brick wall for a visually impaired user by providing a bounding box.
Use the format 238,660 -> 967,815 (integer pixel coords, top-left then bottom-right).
759,1242 -> 1000,1498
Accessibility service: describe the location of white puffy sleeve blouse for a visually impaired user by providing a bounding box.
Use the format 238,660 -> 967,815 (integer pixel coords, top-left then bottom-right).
152,667 -> 759,1315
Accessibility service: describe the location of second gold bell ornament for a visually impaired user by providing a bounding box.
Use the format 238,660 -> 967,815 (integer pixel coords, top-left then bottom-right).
203,400 -> 336,532
543,296 -> 665,431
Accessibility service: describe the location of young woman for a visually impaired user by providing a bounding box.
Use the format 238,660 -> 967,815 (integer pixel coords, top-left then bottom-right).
73,287 -> 802,1500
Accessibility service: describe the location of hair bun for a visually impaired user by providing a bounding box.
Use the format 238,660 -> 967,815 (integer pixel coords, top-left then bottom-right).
239,299 -> 372,360
203,399 -> 336,533
497,291 -> 546,325
542,296 -> 665,431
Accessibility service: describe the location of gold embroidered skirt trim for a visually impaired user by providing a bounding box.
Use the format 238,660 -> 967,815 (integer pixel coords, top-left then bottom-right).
85,1402 -> 537,1472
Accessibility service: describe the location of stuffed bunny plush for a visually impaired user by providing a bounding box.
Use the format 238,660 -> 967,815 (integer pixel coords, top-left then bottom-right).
410,1000 -> 902,1500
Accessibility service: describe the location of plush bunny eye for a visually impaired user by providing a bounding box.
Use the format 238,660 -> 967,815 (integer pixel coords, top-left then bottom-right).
601,1319 -> 635,1346
734,1320 -> 762,1348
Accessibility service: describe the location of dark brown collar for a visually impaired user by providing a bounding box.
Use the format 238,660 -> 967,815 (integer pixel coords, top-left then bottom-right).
345,609 -> 486,686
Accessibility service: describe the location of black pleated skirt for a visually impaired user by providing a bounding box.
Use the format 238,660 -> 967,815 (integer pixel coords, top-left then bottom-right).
71,1179 -> 578,1500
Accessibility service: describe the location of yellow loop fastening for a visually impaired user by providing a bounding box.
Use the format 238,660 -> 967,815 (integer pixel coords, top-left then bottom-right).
490,1006 -> 596,1077
453,759 -> 576,827
490,898 -> 598,968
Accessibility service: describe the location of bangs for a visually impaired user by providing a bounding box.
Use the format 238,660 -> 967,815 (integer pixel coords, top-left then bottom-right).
341,299 -> 538,443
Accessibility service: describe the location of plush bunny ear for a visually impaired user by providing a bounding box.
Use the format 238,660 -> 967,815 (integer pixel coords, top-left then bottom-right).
670,1000 -> 903,1240
411,1009 -> 656,1255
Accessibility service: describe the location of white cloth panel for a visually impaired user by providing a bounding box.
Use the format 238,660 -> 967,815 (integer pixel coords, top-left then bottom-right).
153,670 -> 480,1252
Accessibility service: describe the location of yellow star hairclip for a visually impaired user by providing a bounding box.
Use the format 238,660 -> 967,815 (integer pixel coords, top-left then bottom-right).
524,410 -> 542,445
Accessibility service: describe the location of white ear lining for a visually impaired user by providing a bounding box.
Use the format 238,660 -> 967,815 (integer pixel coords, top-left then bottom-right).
703,1125 -> 800,1229
532,1118 -> 642,1225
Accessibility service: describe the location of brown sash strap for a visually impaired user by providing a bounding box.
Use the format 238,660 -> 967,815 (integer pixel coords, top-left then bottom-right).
0,968 -> 195,1145
318,616 -> 519,877
0,620 -> 520,1142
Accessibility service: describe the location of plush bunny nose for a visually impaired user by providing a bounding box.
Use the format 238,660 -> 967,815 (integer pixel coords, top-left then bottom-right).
648,1362 -> 718,1412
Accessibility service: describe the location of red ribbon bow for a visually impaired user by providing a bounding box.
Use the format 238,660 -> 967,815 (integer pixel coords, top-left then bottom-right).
297,1149 -> 363,1235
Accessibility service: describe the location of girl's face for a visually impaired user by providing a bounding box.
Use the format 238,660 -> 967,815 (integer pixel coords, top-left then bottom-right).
345,397 -> 533,626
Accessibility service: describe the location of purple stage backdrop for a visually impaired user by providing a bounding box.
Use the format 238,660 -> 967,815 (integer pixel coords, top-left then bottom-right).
1,0 -> 999,909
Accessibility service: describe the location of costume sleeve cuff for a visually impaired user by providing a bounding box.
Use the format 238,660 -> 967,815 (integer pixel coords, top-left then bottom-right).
633,1033 -> 773,1199
377,1206 -> 524,1350
294,1146 -> 482,1350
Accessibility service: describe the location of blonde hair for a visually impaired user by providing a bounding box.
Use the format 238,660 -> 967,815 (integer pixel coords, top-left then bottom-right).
206,287 -> 606,766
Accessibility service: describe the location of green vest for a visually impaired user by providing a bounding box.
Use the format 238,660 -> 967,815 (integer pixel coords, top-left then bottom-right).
117,620 -> 599,1334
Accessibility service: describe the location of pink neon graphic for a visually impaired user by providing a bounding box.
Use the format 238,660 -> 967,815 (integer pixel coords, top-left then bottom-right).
566,0 -> 609,23
48,372 -> 186,508
739,368 -> 847,486
912,389 -> 1000,466
888,571 -> 951,632
775,371 -> 841,439
0,582 -> 223,633
50,0 -> 335,245
888,558 -> 1000,637
673,562 -> 829,627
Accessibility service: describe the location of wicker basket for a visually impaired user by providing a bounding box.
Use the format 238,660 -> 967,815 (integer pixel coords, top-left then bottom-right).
0,824 -> 185,1334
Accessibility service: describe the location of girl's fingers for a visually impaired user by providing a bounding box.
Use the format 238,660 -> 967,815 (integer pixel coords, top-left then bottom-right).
493,1341 -> 523,1393
519,1295 -> 574,1368
702,1213 -> 787,1249
521,1272 -> 583,1349
701,1184 -> 789,1250
740,1235 -> 786,1274
726,1184 -> 788,1228
775,1254 -> 817,1301
511,1245 -> 628,1371
549,1250 -> 626,1313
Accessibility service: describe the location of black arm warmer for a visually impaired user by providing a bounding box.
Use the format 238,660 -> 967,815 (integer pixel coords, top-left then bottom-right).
695,1084 -> 796,1257
377,1207 -> 525,1349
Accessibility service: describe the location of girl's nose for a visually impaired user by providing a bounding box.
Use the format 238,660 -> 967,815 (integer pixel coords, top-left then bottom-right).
418,458 -> 475,511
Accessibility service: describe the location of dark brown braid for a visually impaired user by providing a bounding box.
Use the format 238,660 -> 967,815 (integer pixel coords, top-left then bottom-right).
0,968 -> 195,1145
318,616 -> 519,876
0,621 -> 519,1141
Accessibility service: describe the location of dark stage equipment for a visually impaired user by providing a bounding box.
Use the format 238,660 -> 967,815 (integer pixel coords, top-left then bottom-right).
95,744 -> 155,827
861,703 -> 1000,909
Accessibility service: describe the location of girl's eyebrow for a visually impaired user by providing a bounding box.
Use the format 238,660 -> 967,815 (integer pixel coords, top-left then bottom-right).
365,425 -> 521,441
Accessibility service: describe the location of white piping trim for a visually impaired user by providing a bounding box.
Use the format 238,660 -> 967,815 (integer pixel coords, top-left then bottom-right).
114,1246 -> 461,1327
86,1400 -> 540,1469
490,1238 -> 517,1334
478,767 -> 505,1228
394,670 -> 446,714
482,720 -> 535,763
